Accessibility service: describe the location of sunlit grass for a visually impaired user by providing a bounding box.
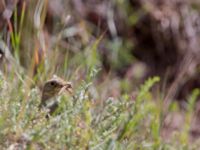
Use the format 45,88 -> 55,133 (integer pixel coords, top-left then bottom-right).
0,68 -> 199,149
0,0 -> 200,150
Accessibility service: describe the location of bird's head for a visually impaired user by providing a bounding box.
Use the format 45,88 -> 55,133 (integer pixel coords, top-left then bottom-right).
40,75 -> 72,108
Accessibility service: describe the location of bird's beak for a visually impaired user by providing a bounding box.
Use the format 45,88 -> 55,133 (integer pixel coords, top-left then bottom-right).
64,82 -> 73,94
59,82 -> 73,95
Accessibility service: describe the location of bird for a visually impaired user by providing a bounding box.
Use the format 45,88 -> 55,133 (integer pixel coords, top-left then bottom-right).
39,75 -> 72,115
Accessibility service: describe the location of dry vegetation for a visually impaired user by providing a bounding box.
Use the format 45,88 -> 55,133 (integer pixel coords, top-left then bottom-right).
0,0 -> 200,149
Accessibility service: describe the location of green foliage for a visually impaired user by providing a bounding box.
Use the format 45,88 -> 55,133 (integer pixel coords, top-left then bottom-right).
10,3 -> 26,62
0,54 -> 186,147
0,1 -> 199,149
0,64 -> 199,149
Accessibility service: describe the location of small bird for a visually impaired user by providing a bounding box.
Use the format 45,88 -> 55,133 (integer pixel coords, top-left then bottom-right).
39,75 -> 72,114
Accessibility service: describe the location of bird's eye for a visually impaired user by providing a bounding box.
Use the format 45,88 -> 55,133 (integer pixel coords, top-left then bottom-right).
50,81 -> 56,86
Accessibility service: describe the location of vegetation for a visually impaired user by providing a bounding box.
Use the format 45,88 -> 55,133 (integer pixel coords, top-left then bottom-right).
0,0 -> 200,149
